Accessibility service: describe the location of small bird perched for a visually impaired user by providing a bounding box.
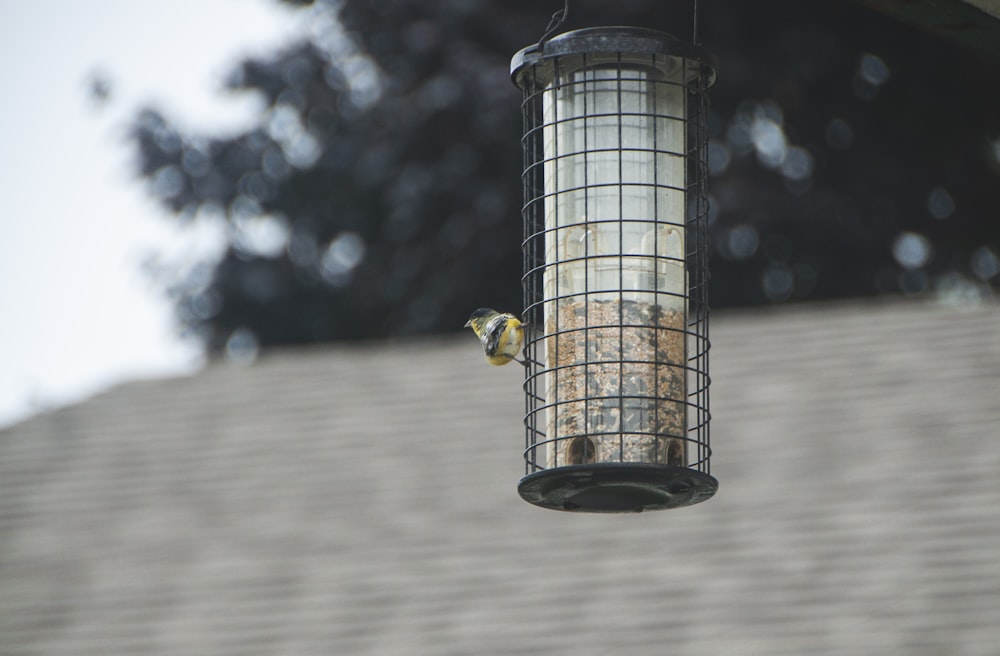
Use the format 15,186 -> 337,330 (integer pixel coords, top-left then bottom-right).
464,308 -> 526,366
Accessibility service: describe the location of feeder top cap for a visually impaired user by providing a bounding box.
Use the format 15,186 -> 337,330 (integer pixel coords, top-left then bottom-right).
511,26 -> 717,88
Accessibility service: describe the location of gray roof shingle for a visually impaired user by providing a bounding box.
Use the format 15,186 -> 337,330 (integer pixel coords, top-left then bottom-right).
1,299 -> 998,655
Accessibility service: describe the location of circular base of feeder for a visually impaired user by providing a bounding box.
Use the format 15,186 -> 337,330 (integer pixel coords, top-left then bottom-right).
518,463 -> 718,513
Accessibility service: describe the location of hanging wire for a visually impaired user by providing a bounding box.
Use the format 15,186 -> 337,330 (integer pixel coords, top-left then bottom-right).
693,0 -> 700,45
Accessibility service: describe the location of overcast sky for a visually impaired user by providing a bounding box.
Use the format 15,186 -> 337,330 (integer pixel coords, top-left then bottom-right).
0,0 -> 307,427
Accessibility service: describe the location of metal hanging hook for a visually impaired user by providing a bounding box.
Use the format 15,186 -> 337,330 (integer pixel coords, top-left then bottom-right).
537,0 -> 571,49
532,0 -> 700,52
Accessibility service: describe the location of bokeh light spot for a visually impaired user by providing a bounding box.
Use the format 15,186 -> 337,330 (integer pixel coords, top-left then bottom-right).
266,103 -> 302,143
725,115 -> 754,156
859,53 -> 890,86
262,146 -> 291,180
239,171 -> 273,202
727,224 -> 760,260
321,231 -> 366,286
343,56 -> 383,109
232,213 -> 290,258
892,232 -> 932,269
151,165 -> 185,199
825,118 -> 854,151
283,132 -> 322,169
181,148 -> 211,178
708,139 -> 732,176
762,264 -> 794,301
971,245 -> 1000,281
153,125 -> 181,154
781,146 -> 814,181
225,327 -> 259,366
265,103 -> 323,170
229,194 -> 261,221
189,289 -> 222,321
926,186 -> 955,220
751,114 -> 787,169
852,54 -> 889,101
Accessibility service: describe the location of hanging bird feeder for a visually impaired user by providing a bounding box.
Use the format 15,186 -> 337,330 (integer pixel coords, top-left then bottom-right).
512,21 -> 718,512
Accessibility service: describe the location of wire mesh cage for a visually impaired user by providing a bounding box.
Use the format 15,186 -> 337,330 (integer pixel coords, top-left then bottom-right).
512,27 -> 718,512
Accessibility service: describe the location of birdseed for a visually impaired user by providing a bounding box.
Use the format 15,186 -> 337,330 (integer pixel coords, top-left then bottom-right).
543,298 -> 687,467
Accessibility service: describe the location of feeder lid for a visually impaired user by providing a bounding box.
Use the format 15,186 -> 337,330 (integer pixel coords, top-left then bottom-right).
511,26 -> 718,88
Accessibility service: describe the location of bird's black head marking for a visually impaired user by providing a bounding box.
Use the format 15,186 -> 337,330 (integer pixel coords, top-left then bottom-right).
468,308 -> 494,321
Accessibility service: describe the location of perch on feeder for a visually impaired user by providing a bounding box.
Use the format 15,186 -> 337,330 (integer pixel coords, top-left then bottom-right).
512,23 -> 718,512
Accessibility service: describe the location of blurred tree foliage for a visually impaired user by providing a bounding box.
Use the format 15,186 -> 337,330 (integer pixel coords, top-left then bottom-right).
131,0 -> 1000,351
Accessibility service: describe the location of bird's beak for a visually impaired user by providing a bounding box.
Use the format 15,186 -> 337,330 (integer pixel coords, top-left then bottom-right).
464,320 -> 472,328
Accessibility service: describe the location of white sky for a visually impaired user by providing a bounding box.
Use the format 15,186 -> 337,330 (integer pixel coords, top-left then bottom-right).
0,0 -> 308,427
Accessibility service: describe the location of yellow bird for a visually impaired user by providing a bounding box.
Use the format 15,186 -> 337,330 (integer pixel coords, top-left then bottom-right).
464,308 -> 526,366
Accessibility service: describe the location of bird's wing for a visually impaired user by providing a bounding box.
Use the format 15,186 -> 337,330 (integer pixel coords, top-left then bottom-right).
483,315 -> 507,355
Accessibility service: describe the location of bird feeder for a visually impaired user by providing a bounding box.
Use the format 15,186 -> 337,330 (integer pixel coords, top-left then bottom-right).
512,27 -> 718,512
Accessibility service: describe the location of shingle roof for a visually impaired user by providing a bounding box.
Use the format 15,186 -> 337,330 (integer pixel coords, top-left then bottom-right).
2,299 -> 999,655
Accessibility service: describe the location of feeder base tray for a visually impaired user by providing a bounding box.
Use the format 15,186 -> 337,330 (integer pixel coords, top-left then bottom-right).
518,463 -> 717,513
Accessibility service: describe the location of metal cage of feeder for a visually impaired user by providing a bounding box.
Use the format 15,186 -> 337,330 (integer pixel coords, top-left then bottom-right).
512,26 -> 718,512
